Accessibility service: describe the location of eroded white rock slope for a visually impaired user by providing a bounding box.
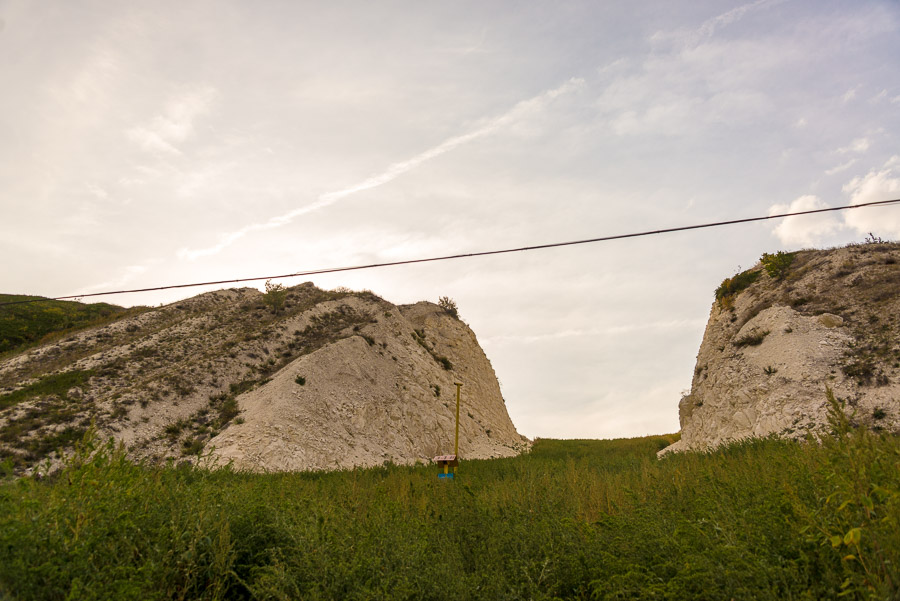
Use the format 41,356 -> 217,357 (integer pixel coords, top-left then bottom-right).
0,284 -> 527,473
661,243 -> 900,456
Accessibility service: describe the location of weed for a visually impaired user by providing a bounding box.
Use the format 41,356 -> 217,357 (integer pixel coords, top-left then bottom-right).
764,365 -> 778,376
2,425 -> 897,600
181,437 -> 204,456
438,296 -> 459,319
0,370 -> 94,411
715,269 -> 760,307
295,375 -> 306,386
842,360 -> 876,385
164,420 -> 187,440
864,232 -> 885,244
734,330 -> 770,347
217,398 -> 240,424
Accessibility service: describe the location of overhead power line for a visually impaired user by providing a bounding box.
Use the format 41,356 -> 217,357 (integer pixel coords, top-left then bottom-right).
2,197 -> 899,308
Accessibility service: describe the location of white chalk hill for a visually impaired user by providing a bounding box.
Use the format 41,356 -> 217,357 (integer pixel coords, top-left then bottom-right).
0,284 -> 527,473
661,242 -> 900,455
209,298 -> 527,471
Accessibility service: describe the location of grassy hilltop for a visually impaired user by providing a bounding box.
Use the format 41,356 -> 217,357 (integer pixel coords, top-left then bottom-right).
2,400 -> 898,600
0,294 -> 140,356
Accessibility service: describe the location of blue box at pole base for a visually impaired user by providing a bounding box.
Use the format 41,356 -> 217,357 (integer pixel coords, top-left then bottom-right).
438,473 -> 454,479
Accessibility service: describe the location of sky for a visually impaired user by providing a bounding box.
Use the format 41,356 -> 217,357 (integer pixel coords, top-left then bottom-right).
2,0 -> 900,440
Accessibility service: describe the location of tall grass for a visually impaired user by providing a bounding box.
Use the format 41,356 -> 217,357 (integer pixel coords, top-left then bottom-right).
1,415 -> 897,600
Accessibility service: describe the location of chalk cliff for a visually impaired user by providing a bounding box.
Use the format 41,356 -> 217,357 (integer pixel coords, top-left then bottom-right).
661,242 -> 900,455
0,284 -> 527,473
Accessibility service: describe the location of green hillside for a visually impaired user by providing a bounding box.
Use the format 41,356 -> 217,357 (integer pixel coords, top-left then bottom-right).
1,397 -> 897,600
0,294 -> 134,355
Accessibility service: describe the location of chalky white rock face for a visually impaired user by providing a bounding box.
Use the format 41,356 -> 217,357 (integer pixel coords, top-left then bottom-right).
0,284 -> 527,473
209,301 -> 527,472
661,243 -> 900,456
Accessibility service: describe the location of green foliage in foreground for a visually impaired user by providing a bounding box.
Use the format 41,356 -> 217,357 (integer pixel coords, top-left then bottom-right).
0,294 -> 134,355
1,409 -> 898,600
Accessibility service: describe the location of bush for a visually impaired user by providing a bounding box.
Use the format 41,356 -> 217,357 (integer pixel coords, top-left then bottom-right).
262,280 -> 287,314
760,251 -> 796,280
715,270 -> 760,307
438,296 -> 459,319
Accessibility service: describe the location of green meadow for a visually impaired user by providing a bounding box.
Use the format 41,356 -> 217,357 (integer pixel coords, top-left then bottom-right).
1,399 -> 897,600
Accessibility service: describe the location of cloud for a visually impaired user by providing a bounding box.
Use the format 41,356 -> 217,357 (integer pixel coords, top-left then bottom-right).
177,77 -> 585,260
825,159 -> 858,175
126,85 -> 217,155
694,0 -> 788,41
842,156 -> 900,239
837,137 -> 871,154
651,0 -> 788,48
769,195 -> 843,246
871,89 -> 888,103
842,86 -> 859,103
602,1 -> 791,139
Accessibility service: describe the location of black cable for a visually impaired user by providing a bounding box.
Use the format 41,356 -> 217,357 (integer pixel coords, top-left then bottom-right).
2,197 -> 899,308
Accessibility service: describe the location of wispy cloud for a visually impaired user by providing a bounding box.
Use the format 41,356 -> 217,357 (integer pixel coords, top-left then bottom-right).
127,85 -> 217,155
652,0 -> 788,48
694,0 -> 788,41
870,89 -> 888,103
825,158 -> 857,175
606,0 -> 788,138
177,77 -> 585,260
842,86 -> 860,103
837,137 -> 870,154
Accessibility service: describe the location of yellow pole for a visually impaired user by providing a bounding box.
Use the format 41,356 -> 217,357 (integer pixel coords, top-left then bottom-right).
454,382 -> 462,458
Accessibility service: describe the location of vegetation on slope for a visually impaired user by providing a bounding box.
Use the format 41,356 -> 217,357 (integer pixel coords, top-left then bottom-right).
0,294 -> 140,356
0,285 -> 381,472
1,398 -> 897,600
